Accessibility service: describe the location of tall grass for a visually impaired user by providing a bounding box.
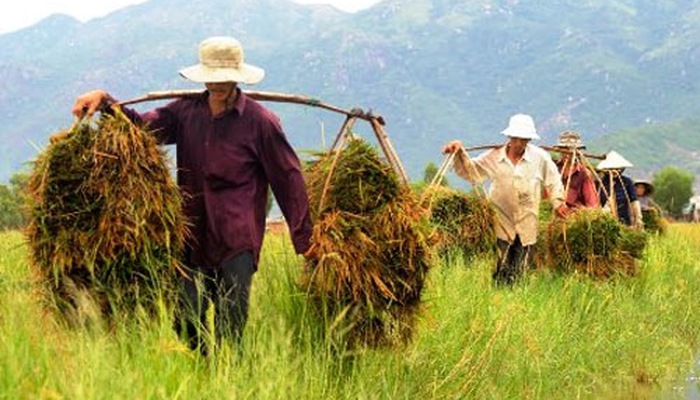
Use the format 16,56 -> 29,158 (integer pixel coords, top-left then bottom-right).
1,225 -> 699,399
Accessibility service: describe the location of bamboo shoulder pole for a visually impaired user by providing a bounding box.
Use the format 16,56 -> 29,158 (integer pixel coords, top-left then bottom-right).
369,117 -> 409,186
117,89 -> 381,122
462,143 -> 605,160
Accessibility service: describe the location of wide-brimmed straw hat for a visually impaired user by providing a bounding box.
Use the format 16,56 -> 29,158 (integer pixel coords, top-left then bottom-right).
500,114 -> 540,140
597,150 -> 633,170
179,36 -> 265,84
556,131 -> 585,149
634,180 -> 654,195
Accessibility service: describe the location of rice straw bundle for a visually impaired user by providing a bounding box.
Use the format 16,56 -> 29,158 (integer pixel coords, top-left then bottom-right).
26,111 -> 188,320
421,185 -> 496,260
641,208 -> 668,235
539,208 -> 647,278
301,137 -> 433,348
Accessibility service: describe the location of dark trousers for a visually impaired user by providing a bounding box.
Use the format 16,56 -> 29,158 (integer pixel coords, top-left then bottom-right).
174,251 -> 255,355
494,235 -> 533,286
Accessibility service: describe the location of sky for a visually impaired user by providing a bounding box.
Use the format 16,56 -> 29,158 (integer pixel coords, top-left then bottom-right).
0,0 -> 381,34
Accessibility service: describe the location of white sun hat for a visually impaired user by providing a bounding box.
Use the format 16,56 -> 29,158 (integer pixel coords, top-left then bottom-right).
597,150 -> 633,170
500,113 -> 541,140
179,36 -> 265,84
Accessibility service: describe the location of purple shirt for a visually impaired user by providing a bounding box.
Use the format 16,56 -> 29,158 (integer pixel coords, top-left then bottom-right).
121,90 -> 311,268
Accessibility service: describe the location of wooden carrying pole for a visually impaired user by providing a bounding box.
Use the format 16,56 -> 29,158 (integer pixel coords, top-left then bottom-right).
463,143 -> 605,160
118,89 -> 410,185
118,89 -> 379,122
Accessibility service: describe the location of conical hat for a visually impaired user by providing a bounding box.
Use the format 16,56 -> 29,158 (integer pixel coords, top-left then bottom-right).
597,150 -> 633,170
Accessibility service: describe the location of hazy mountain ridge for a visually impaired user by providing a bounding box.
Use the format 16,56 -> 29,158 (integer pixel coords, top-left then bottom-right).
1,0 -> 699,184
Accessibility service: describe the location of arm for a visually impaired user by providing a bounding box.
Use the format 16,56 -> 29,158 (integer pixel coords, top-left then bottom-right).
70,89 -> 178,145
630,200 -> 644,230
543,155 -> 568,217
259,118 -> 312,255
442,140 -> 488,184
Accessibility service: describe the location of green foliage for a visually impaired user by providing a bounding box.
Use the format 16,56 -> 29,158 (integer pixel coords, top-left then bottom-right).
3,225 -> 700,398
0,170 -> 28,230
652,166 -> 694,217
422,161 -> 449,187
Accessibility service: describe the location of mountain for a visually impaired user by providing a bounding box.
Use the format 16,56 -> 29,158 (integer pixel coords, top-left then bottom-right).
1,0 -> 699,186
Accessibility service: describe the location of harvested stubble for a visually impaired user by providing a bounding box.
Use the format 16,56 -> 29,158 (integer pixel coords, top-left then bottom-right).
538,208 -> 647,278
421,185 -> 496,260
26,111 -> 187,321
301,138 -> 433,348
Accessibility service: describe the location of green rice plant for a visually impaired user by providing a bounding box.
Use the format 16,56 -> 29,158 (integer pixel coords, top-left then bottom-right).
540,208 -> 647,278
421,185 -> 496,261
641,208 -> 668,235
2,225 -> 700,398
24,111 -> 188,321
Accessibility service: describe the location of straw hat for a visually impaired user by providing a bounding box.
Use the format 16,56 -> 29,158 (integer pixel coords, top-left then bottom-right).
556,131 -> 585,149
597,150 -> 633,170
500,114 -> 541,140
179,36 -> 265,84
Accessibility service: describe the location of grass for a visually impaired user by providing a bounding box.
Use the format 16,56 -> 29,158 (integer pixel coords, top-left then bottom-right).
1,224 -> 700,399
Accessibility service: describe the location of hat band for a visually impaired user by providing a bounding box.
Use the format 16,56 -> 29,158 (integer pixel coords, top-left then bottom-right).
201,59 -> 241,68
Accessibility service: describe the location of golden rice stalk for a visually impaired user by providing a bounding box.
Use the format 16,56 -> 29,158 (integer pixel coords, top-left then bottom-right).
301,137 -> 433,348
25,110 -> 188,320
538,208 -> 647,278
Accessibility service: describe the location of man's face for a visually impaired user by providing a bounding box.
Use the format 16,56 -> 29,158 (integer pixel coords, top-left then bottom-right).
508,137 -> 531,153
205,81 -> 237,102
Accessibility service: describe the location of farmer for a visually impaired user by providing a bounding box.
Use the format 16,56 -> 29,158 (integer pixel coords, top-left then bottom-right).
553,131 -> 599,209
71,36 -> 312,354
442,113 -> 568,285
596,151 -> 643,229
634,180 -> 658,212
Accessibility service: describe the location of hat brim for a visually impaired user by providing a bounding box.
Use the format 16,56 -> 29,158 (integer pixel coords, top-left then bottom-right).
501,130 -> 540,140
179,63 -> 265,84
635,181 -> 654,194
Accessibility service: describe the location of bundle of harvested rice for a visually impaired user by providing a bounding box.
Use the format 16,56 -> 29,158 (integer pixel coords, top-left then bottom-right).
539,208 -> 647,278
26,111 -> 187,320
301,137 -> 433,348
421,185 -> 496,260
305,137 -> 400,219
642,209 -> 668,235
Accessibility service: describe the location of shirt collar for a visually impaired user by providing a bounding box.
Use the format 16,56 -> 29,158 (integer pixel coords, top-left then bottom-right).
202,87 -> 246,117
498,143 -> 533,163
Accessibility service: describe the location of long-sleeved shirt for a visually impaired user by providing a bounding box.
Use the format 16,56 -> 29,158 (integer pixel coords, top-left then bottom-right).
121,89 -> 311,268
598,173 -> 637,226
453,144 -> 565,246
556,161 -> 600,208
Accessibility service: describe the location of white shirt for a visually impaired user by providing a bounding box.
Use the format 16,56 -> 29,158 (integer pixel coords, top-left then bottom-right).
453,144 -> 565,246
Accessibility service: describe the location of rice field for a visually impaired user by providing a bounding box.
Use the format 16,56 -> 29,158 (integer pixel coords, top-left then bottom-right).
1,224 -> 700,399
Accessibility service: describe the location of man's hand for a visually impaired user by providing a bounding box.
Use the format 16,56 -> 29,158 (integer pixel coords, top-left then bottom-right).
71,89 -> 114,117
555,204 -> 569,218
442,140 -> 464,155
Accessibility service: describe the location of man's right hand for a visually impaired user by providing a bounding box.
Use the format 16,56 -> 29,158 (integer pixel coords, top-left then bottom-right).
71,90 -> 114,117
442,140 -> 464,154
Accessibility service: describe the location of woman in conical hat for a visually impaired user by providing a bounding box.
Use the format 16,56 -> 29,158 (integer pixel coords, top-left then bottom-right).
596,151 -> 642,229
